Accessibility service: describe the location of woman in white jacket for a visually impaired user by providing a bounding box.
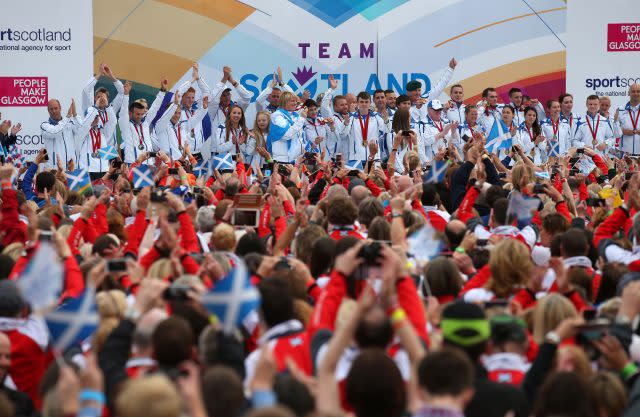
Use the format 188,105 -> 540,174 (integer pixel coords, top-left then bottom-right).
213,104 -> 256,162
514,106 -> 546,164
267,91 -> 307,163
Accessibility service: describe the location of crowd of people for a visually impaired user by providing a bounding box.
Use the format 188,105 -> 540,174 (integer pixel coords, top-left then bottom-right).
1,56 -> 640,417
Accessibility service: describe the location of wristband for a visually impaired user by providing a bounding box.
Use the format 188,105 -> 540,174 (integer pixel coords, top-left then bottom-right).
455,247 -> 466,254
622,362 -> 638,380
79,390 -> 105,405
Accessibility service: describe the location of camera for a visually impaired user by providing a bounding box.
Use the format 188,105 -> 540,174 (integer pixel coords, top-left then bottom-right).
576,148 -> 584,154
278,164 -> 290,176
357,241 -> 383,266
168,168 -> 179,175
532,183 -> 546,194
401,130 -> 411,137
162,284 -> 192,301
150,189 -> 166,203
148,152 -> 157,158
586,197 -> 605,207
105,258 -> 127,273
111,159 -> 123,168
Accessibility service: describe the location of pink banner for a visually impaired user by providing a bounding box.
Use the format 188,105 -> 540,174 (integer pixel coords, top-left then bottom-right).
607,23 -> 640,52
0,76 -> 48,106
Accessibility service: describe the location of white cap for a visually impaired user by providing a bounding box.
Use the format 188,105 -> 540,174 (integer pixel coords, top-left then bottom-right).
427,99 -> 443,110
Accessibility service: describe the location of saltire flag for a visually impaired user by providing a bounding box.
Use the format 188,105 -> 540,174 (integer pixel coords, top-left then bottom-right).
66,169 -> 92,195
408,224 -> 444,263
267,109 -> 297,153
213,153 -> 235,171
534,171 -> 550,180
201,253 -> 261,333
486,118 -> 512,154
97,145 -> 119,160
150,91 -> 212,140
424,160 -> 450,184
46,288 -> 98,352
16,242 -> 63,312
508,191 -> 540,222
133,164 -> 154,188
345,160 -> 363,171
547,137 -> 560,157
193,158 -> 209,178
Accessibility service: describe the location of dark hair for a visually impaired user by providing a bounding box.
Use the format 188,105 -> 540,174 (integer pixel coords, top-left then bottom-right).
235,232 -> 267,256
303,99 -> 317,108
391,108 -> 411,133
491,198 -> 509,226
224,105 -> 248,142
309,237 -> 336,278
424,257 -> 463,298
523,106 -> 541,136
346,349 -> 406,417
91,234 -> 119,256
202,366 -> 245,417
501,104 -> 515,115
358,197 -> 384,229
450,84 -> 463,93
367,217 -> 390,241
357,91 -> 371,101
333,95 -> 346,106
95,87 -> 109,98
542,213 -> 570,236
258,277 -> 295,328
396,94 -> 411,105
129,101 -> 146,112
327,196 -> 358,226
152,317 -> 194,367
561,229 -> 589,258
559,93 -> 573,103
464,105 -> 477,117
482,87 -> 496,98
35,171 -> 56,194
384,89 -> 394,95
596,262 -> 628,304
421,183 -> 439,207
587,94 -> 600,102
273,374 -> 315,417
373,89 -> 385,97
418,348 -> 474,396
533,372 -> 597,417
508,87 -> 522,97
0,255 -> 15,280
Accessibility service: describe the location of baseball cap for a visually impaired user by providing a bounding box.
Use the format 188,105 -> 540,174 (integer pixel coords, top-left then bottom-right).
427,100 -> 443,110
441,301 -> 490,348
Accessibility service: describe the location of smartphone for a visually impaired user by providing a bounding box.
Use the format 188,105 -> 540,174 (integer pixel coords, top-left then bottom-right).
150,189 -> 166,203
148,151 -> 157,158
476,239 -> 489,246
232,209 -> 259,227
576,148 -> 585,154
168,168 -> 179,175
585,197 -> 605,207
162,284 -> 192,301
105,258 -> 127,273
533,183 -> 546,194
583,308 -> 597,321
335,153 -> 343,164
278,164 -> 290,176
401,130 -> 411,137
498,172 -> 507,179
39,230 -> 53,242
511,146 -> 517,153
626,172 -> 636,180
111,159 -> 123,168
193,186 -> 203,194
44,149 -> 49,161
569,157 -> 579,165
461,134 -> 470,142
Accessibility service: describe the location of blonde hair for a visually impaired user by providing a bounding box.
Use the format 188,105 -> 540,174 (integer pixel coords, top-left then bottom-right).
488,239 -> 532,298
510,163 -> 534,191
211,223 -> 236,252
115,375 -> 181,417
147,258 -> 173,280
532,293 -> 578,344
96,290 -> 127,319
279,91 -> 297,109
57,224 -> 73,241
1,242 -> 24,262
252,110 -> 271,148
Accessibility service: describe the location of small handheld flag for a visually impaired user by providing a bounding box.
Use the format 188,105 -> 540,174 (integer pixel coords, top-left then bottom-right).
408,224 -> 444,263
424,160 -> 450,184
133,165 -> 154,189
16,243 -> 63,312
97,145 -> 119,160
66,169 -> 92,195
508,191 -> 540,222
486,118 -> 512,154
46,288 -> 99,352
213,153 -> 235,171
192,159 -> 209,178
201,253 -> 261,333
345,160 -> 363,171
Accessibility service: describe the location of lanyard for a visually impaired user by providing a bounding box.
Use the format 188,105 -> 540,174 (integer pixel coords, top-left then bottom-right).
89,128 -> 102,152
173,123 -> 182,147
358,112 -> 370,145
552,118 -> 560,139
586,114 -> 600,141
134,124 -> 144,146
629,107 -> 640,131
526,125 -> 535,141
98,109 -> 108,125
184,108 -> 195,136
433,120 -> 443,132
231,127 -> 242,154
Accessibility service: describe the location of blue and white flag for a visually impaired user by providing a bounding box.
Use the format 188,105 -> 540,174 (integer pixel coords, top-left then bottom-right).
98,145 -> 119,160
508,191 -> 540,222
578,156 -> 597,175
201,253 -> 261,333
534,171 -> 551,180
424,160 -> 450,184
547,138 -> 560,157
486,118 -> 512,154
213,153 -> 235,171
266,109 -> 297,153
66,169 -> 92,195
193,159 -> 209,178
345,160 -> 363,171
46,288 -> 98,352
408,224 -> 443,263
16,243 -> 63,312
133,165 -> 154,188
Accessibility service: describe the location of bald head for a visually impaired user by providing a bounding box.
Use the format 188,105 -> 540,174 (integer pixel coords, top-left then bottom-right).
396,175 -> 413,193
630,83 -> 640,105
445,219 -> 467,249
350,185 -> 371,207
326,184 -> 349,201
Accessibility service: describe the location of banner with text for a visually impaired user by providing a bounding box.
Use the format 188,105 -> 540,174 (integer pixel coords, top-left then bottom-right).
567,0 -> 640,111
0,0 -> 92,160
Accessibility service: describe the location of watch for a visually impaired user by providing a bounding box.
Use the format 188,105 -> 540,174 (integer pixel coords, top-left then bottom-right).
544,330 -> 561,344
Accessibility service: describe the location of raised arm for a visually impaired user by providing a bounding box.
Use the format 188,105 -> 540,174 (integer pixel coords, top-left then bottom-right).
102,64 -> 125,113
75,106 -> 99,142
145,79 -> 168,124
424,58 -> 456,100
